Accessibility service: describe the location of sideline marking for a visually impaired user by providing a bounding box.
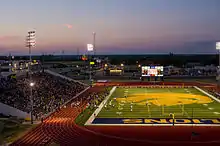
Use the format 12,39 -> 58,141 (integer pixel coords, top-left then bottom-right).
194,86 -> 220,103
85,86 -> 117,125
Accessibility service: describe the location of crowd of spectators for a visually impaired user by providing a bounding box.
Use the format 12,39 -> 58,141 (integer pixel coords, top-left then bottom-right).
86,88 -> 110,109
0,71 -> 86,119
71,87 -> 110,110
205,87 -> 220,100
164,67 -> 216,76
0,78 -> 17,93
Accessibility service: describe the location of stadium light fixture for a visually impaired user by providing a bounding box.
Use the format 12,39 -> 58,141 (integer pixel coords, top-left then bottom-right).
216,42 -> 220,84
121,63 -> 124,67
216,42 -> 220,50
26,30 -> 36,73
30,82 -> 35,87
216,42 -> 220,65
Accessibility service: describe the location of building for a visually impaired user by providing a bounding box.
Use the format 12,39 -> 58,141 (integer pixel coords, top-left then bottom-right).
0,60 -> 39,78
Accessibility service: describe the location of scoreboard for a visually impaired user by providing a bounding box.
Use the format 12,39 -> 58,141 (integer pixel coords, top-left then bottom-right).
142,66 -> 163,77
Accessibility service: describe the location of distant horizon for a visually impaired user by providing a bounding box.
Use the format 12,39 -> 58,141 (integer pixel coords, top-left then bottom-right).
0,53 -> 219,57
0,0 -> 220,54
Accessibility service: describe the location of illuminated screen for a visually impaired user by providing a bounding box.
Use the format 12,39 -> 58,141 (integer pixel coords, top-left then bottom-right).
110,70 -> 122,73
142,66 -> 163,76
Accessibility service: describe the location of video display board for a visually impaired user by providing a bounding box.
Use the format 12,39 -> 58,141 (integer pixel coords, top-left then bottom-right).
142,66 -> 163,76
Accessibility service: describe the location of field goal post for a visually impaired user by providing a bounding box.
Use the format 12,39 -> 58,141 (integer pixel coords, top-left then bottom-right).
161,104 -> 185,117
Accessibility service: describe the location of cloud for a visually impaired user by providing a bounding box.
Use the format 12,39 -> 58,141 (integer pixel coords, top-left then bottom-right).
0,35 -> 21,41
175,40 -> 218,54
63,24 -> 73,29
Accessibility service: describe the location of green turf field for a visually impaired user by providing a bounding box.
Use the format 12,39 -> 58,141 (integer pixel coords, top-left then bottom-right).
97,86 -> 220,119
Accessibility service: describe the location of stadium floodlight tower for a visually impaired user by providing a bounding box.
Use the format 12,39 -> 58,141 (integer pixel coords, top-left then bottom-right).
86,32 -> 96,85
87,43 -> 94,83
93,32 -> 96,56
26,30 -> 36,124
216,42 -> 220,87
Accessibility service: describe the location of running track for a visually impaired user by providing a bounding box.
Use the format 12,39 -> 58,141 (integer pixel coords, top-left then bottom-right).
11,83 -> 220,146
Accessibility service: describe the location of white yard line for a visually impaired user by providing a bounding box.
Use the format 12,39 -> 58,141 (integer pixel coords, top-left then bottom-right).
85,86 -> 117,125
194,86 -> 220,103
166,88 -> 171,93
145,88 -> 148,96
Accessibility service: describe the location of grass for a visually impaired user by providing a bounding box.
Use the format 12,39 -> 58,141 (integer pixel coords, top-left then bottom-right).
97,87 -> 220,119
0,119 -> 37,145
75,107 -> 96,126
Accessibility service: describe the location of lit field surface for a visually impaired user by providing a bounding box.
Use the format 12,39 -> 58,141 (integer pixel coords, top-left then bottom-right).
97,87 -> 220,119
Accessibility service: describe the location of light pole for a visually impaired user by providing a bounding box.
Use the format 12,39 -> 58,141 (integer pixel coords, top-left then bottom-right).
87,32 -> 96,84
87,44 -> 93,83
26,30 -> 36,124
93,32 -> 96,56
216,42 -> 220,88
30,82 -> 35,124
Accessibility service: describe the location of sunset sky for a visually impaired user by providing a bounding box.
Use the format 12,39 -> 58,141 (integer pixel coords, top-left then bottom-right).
0,0 -> 220,55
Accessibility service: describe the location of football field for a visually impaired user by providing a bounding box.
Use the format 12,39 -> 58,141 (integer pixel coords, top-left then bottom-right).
97,86 -> 220,118
86,86 -> 220,125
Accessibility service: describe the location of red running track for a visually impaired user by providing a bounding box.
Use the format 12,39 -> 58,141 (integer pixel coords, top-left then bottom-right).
11,85 -> 220,146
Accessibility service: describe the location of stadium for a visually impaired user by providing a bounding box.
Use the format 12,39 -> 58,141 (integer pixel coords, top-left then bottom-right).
0,62 -> 219,146
1,1 -> 220,146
